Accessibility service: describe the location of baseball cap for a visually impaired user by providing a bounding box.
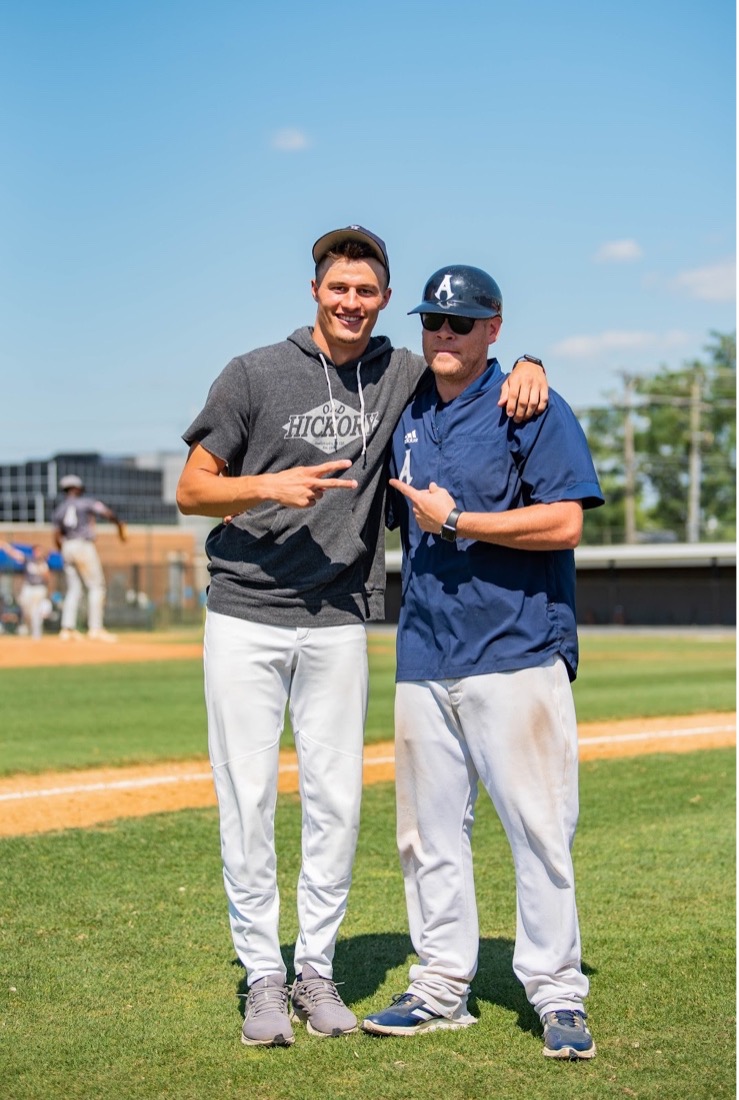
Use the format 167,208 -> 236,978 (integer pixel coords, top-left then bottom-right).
312,225 -> 390,279
59,474 -> 84,491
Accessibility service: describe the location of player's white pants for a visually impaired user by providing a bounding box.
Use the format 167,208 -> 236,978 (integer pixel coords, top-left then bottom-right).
61,539 -> 106,631
18,584 -> 51,639
395,657 -> 589,1020
203,610 -> 368,985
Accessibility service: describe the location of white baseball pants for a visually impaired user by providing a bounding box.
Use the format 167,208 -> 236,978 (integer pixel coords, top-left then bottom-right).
395,657 -> 589,1020
203,610 -> 368,985
18,585 -> 51,639
61,539 -> 106,631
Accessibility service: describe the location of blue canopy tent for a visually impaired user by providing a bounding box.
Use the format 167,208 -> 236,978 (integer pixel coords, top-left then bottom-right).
0,544 -> 64,571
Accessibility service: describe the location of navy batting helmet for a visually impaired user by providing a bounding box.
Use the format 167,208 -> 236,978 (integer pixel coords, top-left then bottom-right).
408,265 -> 502,319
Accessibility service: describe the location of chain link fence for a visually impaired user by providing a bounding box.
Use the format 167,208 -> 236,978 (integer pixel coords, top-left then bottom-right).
0,560 -> 205,633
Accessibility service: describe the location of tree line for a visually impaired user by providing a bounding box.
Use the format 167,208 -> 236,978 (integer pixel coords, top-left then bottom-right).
579,332 -> 736,545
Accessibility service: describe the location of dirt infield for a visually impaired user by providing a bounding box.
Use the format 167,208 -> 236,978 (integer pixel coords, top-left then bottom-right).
0,632 -> 734,838
0,713 -> 733,839
0,632 -> 203,668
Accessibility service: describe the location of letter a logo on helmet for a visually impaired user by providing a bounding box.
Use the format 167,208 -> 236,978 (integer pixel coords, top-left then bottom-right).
408,265 -> 503,319
434,273 -> 455,307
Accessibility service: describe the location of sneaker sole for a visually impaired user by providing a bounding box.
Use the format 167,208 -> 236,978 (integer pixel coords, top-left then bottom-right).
361,1016 -> 476,1037
291,1008 -> 358,1038
542,1041 -> 596,1060
241,1031 -> 295,1047
306,1020 -> 358,1038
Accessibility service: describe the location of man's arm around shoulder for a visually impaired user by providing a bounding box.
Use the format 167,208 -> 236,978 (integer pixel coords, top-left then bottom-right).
498,356 -> 549,422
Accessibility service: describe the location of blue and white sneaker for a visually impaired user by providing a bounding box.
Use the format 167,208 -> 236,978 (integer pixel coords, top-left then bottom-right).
541,1009 -> 596,1060
361,993 -> 477,1037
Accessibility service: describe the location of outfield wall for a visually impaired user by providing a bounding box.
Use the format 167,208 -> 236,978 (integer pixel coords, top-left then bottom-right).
1,526 -> 735,630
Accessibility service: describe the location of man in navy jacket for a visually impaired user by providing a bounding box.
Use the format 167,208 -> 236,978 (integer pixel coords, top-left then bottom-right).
362,265 -> 603,1061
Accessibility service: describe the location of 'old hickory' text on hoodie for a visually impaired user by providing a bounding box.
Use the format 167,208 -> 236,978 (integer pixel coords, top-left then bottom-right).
183,326 -> 426,627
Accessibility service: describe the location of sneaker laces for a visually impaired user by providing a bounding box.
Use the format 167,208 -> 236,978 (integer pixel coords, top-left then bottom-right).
549,1010 -> 586,1028
244,984 -> 289,1017
293,974 -> 346,1007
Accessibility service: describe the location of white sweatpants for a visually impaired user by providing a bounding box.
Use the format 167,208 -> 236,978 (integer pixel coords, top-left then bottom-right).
61,539 -> 106,631
203,610 -> 368,985
395,657 -> 589,1020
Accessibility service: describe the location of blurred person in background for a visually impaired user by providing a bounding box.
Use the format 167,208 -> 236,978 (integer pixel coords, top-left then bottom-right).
0,541 -> 53,639
52,474 -> 128,642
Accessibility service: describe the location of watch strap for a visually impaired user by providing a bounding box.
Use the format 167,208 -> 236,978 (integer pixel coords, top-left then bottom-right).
440,507 -> 461,541
514,354 -> 546,373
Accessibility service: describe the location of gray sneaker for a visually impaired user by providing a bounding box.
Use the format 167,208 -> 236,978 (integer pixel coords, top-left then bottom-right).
241,974 -> 295,1047
291,964 -> 358,1037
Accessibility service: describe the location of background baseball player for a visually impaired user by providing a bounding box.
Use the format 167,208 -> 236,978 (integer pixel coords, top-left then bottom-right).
52,474 -> 127,642
176,227 -> 549,1048
0,541 -> 53,639
362,265 -> 604,1060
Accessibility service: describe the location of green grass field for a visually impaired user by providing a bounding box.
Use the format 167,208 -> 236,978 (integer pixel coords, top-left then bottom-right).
0,630 -> 735,1099
0,630 -> 735,775
0,750 -> 734,1100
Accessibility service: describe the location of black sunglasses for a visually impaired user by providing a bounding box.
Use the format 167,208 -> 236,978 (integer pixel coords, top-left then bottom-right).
420,313 -> 477,336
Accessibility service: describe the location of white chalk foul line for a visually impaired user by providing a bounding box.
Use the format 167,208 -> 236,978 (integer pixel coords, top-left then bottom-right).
0,727 -> 732,805
0,772 -> 213,803
579,723 -> 735,747
0,757 -> 396,804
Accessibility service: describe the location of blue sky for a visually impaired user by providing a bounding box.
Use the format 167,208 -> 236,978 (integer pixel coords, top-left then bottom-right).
1,0 -> 735,463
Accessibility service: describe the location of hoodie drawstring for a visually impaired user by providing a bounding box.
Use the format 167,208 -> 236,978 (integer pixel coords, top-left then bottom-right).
356,361 -> 367,457
319,353 -> 368,458
318,354 -> 340,451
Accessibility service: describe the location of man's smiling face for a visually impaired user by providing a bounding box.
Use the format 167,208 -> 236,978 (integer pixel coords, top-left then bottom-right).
311,257 -> 391,364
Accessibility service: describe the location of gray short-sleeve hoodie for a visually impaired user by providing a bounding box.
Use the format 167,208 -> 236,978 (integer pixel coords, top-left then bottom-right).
183,326 -> 426,627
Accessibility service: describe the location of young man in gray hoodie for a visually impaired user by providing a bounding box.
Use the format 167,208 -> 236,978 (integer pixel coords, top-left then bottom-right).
176,226 -> 547,1047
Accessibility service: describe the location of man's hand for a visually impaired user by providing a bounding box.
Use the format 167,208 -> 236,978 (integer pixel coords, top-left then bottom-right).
265,460 -> 358,508
388,479 -> 456,534
499,357 -> 548,422
177,444 -> 357,517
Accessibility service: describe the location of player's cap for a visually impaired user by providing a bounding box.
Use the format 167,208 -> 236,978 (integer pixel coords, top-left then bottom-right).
59,474 -> 84,491
312,225 -> 390,279
408,265 -> 502,318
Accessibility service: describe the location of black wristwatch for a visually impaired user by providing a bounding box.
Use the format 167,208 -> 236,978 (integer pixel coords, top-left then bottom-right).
440,508 -> 461,542
515,354 -> 545,371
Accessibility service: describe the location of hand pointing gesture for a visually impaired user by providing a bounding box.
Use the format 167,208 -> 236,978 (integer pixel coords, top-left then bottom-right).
389,478 -> 457,534
267,459 -> 358,508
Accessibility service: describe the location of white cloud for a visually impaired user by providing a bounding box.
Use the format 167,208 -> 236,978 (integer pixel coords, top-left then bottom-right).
594,239 -> 644,263
551,329 -> 691,359
671,259 -> 736,302
270,128 -> 311,152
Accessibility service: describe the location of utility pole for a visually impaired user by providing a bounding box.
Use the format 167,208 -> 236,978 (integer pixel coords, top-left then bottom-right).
622,374 -> 637,544
686,376 -> 702,543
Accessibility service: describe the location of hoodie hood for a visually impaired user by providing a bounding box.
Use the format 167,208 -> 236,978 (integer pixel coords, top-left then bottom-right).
286,326 -> 392,368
